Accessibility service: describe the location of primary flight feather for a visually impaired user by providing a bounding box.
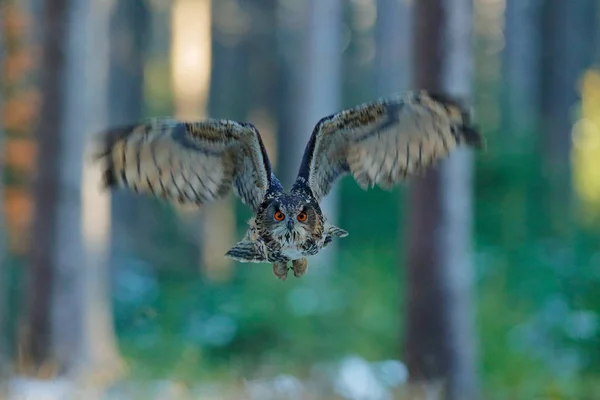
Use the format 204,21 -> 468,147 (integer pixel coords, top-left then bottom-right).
93,90 -> 484,280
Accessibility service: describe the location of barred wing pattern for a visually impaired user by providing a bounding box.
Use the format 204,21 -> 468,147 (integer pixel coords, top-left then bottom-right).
294,90 -> 484,201
93,118 -> 273,211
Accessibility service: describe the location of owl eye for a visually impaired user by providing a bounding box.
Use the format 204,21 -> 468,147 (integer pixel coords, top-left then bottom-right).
297,212 -> 308,222
274,211 -> 285,221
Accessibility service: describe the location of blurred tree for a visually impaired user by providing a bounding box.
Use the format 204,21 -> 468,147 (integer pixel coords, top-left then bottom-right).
539,0 -> 597,237
344,0 -> 377,104
1,0 -> 37,378
502,0 -> 542,140
276,0 -> 342,267
170,0 -> 235,279
404,0 -> 478,399
170,0 -> 211,120
274,0 -> 297,186
107,0 -> 151,260
208,0 -> 278,280
59,0 -> 119,380
1,1 -> 36,259
0,20 -> 7,378
239,0 -> 278,175
27,0 -> 123,383
26,0 -> 68,371
374,0 -> 411,97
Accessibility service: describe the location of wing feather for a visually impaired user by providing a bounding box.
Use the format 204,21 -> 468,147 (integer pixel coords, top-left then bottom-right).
293,90 -> 485,201
92,118 -> 274,211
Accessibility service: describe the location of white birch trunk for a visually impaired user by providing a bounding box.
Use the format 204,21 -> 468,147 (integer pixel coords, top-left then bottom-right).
439,1 -> 478,397
55,0 -> 122,385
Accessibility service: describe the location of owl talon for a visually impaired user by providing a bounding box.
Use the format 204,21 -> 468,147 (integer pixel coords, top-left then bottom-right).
272,262 -> 289,280
292,258 -> 308,278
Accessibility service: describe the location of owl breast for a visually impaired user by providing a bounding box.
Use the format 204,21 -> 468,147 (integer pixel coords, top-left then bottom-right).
261,227 -> 326,262
279,245 -> 307,260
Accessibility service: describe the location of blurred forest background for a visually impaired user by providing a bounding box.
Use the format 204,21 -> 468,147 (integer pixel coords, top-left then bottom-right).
2,0 -> 600,399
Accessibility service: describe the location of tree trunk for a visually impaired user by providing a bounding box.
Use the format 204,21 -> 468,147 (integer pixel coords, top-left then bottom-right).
25,0 -> 123,382
404,0 -> 478,399
238,0 -> 278,173
27,0 -> 69,370
274,3 -> 297,188
276,0 -> 342,268
75,0 -> 136,385
0,20 -> 8,380
501,0 -> 542,139
54,0 -> 117,379
538,0 -> 597,238
1,1 -> 36,261
108,0 -> 151,262
170,0 -> 233,279
2,0 -> 38,379
375,0 -> 411,97
206,0 -> 279,280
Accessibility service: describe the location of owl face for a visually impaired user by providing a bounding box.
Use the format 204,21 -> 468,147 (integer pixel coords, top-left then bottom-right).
258,193 -> 322,247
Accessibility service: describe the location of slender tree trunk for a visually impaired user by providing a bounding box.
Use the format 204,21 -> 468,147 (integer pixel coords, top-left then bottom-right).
538,0 -> 597,238
276,0 -> 342,268
51,0 -> 98,376
404,0 -> 478,399
27,0 -> 69,370
375,0 -> 411,97
207,0 -> 278,281
3,0 -> 38,377
105,0 -> 157,355
170,0 -> 232,279
108,0 -> 151,260
239,0 -> 278,173
274,2 -> 297,187
0,21 -> 7,379
76,0 -> 125,385
29,0 -> 122,381
1,1 -> 36,262
501,0 -> 542,139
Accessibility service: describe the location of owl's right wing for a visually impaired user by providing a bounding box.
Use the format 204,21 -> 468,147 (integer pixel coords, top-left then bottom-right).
92,118 -> 274,212
292,90 -> 485,202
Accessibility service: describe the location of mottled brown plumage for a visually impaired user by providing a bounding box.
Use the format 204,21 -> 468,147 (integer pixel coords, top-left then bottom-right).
92,91 -> 484,280
294,90 -> 484,202
92,118 -> 272,211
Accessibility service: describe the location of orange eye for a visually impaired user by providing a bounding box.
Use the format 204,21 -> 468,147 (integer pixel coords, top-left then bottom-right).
274,211 -> 285,221
297,212 -> 308,222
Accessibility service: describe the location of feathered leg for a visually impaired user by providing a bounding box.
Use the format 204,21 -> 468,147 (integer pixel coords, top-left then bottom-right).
272,262 -> 289,280
292,258 -> 308,277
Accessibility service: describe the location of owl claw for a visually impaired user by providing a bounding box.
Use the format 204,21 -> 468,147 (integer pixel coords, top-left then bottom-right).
272,262 -> 289,280
292,258 -> 308,278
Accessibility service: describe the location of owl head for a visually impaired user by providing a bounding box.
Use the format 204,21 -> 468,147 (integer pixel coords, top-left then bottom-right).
258,192 -> 323,245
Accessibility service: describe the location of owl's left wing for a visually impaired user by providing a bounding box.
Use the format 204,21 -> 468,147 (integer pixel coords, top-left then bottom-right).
92,118 -> 274,212
292,90 -> 485,201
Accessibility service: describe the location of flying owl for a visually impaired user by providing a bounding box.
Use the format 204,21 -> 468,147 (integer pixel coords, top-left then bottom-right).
93,90 -> 484,280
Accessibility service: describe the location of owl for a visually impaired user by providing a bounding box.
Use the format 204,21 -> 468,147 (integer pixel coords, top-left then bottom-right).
93,90 -> 484,280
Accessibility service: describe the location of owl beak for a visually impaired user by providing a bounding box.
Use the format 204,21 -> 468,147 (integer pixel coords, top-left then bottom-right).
287,219 -> 294,232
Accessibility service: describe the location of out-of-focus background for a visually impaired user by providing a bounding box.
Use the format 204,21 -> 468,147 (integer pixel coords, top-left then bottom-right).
1,0 -> 600,399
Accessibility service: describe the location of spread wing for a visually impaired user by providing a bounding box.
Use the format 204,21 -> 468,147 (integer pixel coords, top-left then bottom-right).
92,118 -> 275,212
292,90 -> 485,201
